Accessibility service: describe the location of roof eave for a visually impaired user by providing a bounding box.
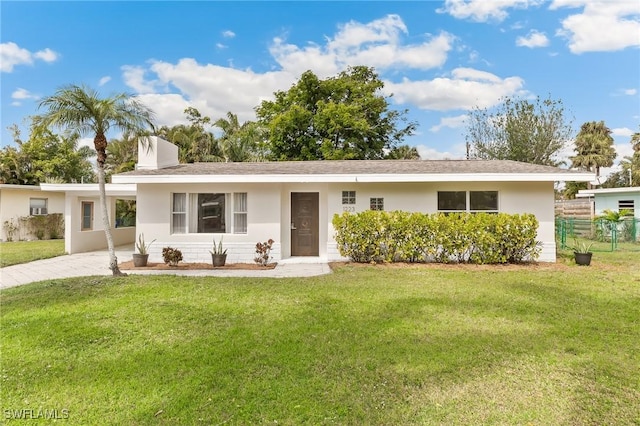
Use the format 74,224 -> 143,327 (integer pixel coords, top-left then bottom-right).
112,172 -> 596,184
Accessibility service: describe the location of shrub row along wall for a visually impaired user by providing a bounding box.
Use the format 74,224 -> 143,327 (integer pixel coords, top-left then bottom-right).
332,211 -> 541,264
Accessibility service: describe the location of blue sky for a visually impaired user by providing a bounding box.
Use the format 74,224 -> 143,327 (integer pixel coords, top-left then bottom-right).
1,1 -> 639,175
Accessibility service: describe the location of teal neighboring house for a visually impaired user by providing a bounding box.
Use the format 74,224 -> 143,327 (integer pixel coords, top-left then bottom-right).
578,186 -> 640,219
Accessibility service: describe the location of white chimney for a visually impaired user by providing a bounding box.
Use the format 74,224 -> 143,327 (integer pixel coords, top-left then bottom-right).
136,136 -> 179,170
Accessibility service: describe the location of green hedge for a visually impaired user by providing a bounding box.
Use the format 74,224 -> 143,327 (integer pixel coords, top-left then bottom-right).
332,211 -> 541,264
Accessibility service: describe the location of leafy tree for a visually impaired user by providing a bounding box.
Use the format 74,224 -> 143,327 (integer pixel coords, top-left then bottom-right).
214,112 -> 268,162
256,66 -> 417,160
466,95 -> 572,166
0,124 -> 94,185
105,132 -> 138,178
385,144 -> 421,160
34,85 -> 155,276
570,121 -> 616,187
157,108 -> 218,163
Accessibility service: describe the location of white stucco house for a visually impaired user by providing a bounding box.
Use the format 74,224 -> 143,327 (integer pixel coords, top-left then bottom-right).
0,184 -> 65,241
578,186 -> 639,219
104,137 -> 593,263
40,183 -> 137,254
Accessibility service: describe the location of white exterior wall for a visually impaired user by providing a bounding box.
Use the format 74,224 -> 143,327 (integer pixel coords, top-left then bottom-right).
0,186 -> 65,241
324,181 -> 556,262
135,183 -> 284,264
135,180 -> 557,263
64,193 -> 135,254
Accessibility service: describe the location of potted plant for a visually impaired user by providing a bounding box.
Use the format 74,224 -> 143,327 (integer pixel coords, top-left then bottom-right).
133,233 -> 155,267
570,240 -> 593,266
210,236 -> 227,267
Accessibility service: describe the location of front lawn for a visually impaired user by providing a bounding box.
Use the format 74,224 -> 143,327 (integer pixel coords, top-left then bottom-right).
1,257 -> 639,424
0,240 -> 66,267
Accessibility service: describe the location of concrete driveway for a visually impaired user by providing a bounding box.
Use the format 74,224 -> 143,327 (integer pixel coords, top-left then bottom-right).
0,246 -> 331,290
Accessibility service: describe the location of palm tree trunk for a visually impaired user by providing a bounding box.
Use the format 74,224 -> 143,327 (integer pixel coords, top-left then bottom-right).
96,151 -> 127,276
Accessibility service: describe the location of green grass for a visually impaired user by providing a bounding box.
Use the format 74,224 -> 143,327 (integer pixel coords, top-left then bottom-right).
1,256 -> 639,424
0,240 -> 66,267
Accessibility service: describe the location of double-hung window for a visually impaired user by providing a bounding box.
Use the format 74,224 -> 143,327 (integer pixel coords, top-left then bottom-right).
171,192 -> 247,234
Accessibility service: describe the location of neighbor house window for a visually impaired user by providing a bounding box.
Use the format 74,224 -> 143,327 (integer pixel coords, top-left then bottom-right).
342,191 -> 356,204
619,200 -> 634,215
30,198 -> 48,216
370,198 -> 384,211
171,192 -> 247,234
81,201 -> 93,231
438,191 -> 498,213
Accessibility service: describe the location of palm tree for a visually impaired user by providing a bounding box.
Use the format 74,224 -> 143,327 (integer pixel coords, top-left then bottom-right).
570,121 -> 616,188
214,112 -> 265,162
385,144 -> 421,160
35,85 -> 155,276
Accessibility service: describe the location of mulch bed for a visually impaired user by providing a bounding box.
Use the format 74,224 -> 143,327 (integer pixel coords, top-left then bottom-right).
119,261 -> 277,271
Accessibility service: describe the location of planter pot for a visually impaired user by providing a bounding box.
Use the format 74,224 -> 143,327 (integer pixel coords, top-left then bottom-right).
211,253 -> 227,267
574,252 -> 592,266
132,253 -> 149,267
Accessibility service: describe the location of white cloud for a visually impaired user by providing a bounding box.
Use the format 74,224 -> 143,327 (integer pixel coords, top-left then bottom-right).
120,15 -> 525,130
416,143 -> 467,160
269,15 -> 454,77
11,88 -> 39,100
216,43 -> 227,49
437,0 -> 544,22
430,114 -> 468,132
1,42 -> 59,72
551,0 -> 640,53
516,30 -> 550,48
98,76 -> 111,86
612,127 -> 634,137
122,64 -> 163,94
222,30 -> 236,38
385,68 -> 526,111
623,88 -> 637,95
127,59 -> 295,127
33,48 -> 59,62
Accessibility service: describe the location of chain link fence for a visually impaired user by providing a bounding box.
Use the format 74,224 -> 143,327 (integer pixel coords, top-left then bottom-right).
556,217 -> 640,251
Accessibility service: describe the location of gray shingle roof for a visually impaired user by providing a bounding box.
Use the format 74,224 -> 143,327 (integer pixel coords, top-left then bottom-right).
117,159 -> 580,176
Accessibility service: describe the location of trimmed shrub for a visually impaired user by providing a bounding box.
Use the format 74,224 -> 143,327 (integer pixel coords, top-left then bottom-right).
333,211 -> 541,265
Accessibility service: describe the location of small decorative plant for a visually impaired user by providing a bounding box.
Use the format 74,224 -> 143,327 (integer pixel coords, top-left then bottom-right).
136,233 -> 156,255
210,236 -> 227,255
162,247 -> 183,266
254,239 -> 275,266
570,239 -> 593,254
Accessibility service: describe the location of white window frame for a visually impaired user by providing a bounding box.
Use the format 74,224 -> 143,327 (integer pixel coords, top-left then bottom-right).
370,197 -> 384,211
30,198 -> 48,216
171,192 -> 247,234
81,201 -> 93,231
342,191 -> 356,205
437,191 -> 499,213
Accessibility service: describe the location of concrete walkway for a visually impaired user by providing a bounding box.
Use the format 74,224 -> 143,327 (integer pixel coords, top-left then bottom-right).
0,246 -> 332,290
